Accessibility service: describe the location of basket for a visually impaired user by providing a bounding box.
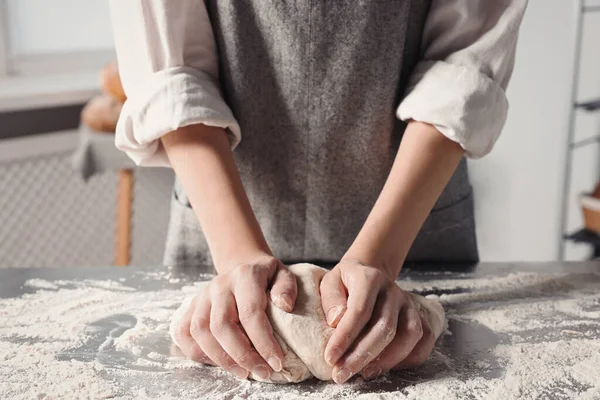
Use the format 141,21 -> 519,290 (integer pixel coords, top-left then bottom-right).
580,194 -> 600,233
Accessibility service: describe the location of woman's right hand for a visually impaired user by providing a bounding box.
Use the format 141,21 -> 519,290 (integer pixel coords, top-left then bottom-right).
169,255 -> 297,381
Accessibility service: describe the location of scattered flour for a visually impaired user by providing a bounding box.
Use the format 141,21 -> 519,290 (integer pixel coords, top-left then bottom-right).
0,270 -> 599,399
147,351 -> 167,361
0,340 -> 120,399
23,279 -> 59,290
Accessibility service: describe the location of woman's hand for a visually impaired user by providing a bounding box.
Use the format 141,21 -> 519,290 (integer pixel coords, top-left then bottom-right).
320,259 -> 437,383
170,255 -> 297,381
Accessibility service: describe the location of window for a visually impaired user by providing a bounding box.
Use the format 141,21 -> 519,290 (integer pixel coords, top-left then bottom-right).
0,0 -> 115,111
0,1 -> 8,77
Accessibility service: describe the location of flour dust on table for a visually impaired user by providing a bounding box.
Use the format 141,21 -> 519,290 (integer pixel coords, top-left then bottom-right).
1,267 -> 599,399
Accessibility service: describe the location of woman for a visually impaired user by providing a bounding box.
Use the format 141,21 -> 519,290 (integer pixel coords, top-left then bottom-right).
109,0 -> 527,384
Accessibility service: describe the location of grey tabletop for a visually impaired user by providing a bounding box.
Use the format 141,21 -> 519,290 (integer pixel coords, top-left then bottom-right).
1,262 -> 599,399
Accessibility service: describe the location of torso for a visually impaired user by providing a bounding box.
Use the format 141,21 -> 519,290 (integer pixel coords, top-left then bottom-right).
164,0 -> 478,270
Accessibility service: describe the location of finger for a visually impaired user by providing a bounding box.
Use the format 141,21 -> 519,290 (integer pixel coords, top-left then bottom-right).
391,312 -> 436,370
178,330 -> 215,365
235,281 -> 285,374
209,289 -> 273,380
325,277 -> 378,366
360,306 -> 423,380
319,269 -> 347,328
269,263 -> 297,312
169,295 -> 195,350
170,297 -> 214,365
189,295 -> 247,380
332,290 -> 400,383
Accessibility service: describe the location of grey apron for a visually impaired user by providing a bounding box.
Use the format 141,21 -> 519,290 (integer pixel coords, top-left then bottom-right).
164,0 -> 478,271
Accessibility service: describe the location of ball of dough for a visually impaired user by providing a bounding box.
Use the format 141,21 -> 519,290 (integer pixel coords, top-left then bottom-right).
257,263 -> 334,382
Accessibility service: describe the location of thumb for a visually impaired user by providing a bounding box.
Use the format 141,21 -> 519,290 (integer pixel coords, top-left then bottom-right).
269,263 -> 298,312
319,269 -> 347,328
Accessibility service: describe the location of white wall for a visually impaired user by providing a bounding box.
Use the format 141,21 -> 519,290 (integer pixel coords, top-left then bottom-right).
472,0 -> 600,261
6,0 -> 114,56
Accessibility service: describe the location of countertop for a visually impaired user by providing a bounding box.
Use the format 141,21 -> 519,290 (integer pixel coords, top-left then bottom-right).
1,262 -> 599,399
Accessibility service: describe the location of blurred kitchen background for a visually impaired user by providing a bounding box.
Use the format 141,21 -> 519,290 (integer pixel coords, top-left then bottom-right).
1,0 -> 600,267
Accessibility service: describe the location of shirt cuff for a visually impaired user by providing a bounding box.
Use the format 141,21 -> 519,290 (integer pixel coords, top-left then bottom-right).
115,66 -> 241,167
397,60 -> 509,159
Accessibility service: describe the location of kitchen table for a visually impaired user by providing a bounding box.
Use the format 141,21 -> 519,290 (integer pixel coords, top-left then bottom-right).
1,262 -> 599,399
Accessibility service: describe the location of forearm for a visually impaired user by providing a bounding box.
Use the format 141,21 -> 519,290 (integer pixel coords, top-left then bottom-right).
344,121 -> 464,279
161,124 -> 271,273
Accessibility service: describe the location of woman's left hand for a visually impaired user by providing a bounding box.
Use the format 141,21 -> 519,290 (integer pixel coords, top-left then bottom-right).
320,259 -> 437,383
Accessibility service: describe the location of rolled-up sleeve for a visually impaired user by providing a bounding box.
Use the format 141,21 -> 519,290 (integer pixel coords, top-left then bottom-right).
109,0 -> 241,167
397,0 -> 527,158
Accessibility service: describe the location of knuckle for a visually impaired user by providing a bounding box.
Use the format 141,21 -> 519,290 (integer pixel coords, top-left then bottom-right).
189,347 -> 207,363
321,291 -> 342,305
238,305 -> 261,323
189,317 -> 208,339
350,304 -> 368,319
331,335 -> 351,351
237,263 -> 252,275
212,275 -> 226,286
363,269 -> 381,284
341,334 -> 356,349
238,262 -> 269,281
209,316 -> 231,336
175,325 -> 187,342
371,267 -> 385,279
375,318 -> 396,341
208,319 -> 222,335
345,310 -> 366,329
251,338 -> 272,352
265,257 -> 279,270
406,317 -> 423,339
424,327 -> 436,343
236,350 -> 254,365
343,357 -> 363,372
238,311 -> 258,325
355,314 -> 371,328
210,287 -> 228,300
211,277 -> 229,293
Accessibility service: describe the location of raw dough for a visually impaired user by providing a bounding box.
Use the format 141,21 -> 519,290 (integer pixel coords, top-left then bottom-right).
170,263 -> 447,384
253,263 -> 334,382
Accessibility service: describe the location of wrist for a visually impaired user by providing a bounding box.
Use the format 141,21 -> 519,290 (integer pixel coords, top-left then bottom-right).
342,244 -> 401,281
345,216 -> 414,280
217,249 -> 274,274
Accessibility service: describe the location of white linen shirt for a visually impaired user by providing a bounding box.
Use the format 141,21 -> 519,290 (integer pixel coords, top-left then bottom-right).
109,0 -> 527,166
